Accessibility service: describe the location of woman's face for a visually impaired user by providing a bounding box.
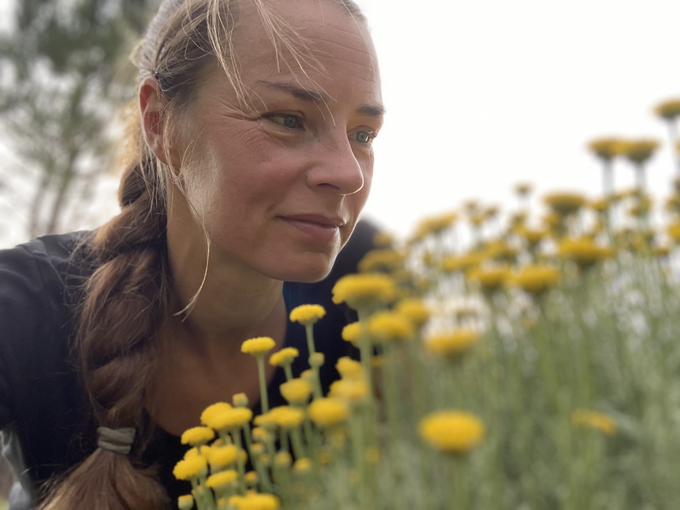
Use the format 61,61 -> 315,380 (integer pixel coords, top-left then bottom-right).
175,0 -> 383,283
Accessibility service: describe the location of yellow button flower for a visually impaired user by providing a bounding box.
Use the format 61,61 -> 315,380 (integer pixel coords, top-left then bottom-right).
293,457 -> 313,473
279,378 -> 313,405
180,426 -> 215,446
419,411 -> 485,454
269,347 -> 299,367
332,273 -> 397,310
251,427 -> 270,442
200,402 -> 232,428
289,304 -> 326,325
173,456 -> 208,481
544,192 -> 586,216
241,337 -> 276,356
229,493 -> 281,510
178,494 -> 194,510
466,266 -> 510,292
274,451 -> 293,468
395,298 -> 431,328
329,378 -> 369,403
341,322 -> 363,346
208,445 -> 239,469
367,310 -> 415,344
358,248 -> 405,272
232,393 -> 249,407
559,237 -> 611,267
244,471 -> 259,486
588,137 -> 622,161
654,98 -> 680,120
425,330 -> 479,360
269,406 -> 305,429
203,407 -> 253,432
206,470 -> 238,490
618,139 -> 659,165
336,356 -> 364,380
571,409 -> 617,435
510,265 -> 561,296
308,397 -> 349,428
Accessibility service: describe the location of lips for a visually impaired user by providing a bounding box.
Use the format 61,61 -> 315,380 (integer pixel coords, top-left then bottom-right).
279,214 -> 346,243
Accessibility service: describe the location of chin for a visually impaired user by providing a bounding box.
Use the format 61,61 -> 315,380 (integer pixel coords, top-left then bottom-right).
265,252 -> 337,283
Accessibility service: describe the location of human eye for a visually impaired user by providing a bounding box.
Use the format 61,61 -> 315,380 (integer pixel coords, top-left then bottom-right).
350,128 -> 378,145
265,113 -> 305,130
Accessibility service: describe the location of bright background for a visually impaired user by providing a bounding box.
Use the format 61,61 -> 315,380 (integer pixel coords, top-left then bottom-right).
1,0 -> 680,242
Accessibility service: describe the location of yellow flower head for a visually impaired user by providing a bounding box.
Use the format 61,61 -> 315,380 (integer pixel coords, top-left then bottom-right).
654,98 -> 680,120
269,406 -> 305,429
232,393 -> 249,408
229,492 -> 281,510
251,427 -> 270,442
667,220 -> 680,243
441,251 -> 485,274
206,470 -> 238,490
419,411 -> 485,454
289,304 -> 326,326
341,322 -> 364,346
200,402 -> 232,428
310,352 -> 325,367
466,265 -> 510,292
241,337 -> 276,356
368,310 -> 415,344
203,407 -> 253,432
514,182 -> 532,196
269,347 -> 299,367
279,378 -> 313,405
274,451 -> 293,468
618,139 -> 659,165
293,457 -> 313,473
329,378 -> 370,403
544,192 -> 586,216
208,445 -> 240,469
332,273 -> 397,310
173,456 -> 208,481
571,409 -> 617,435
588,137 -> 622,161
336,356 -> 364,380
510,265 -> 561,295
178,494 -> 194,510
358,248 -> 406,273
250,442 -> 265,456
244,471 -> 259,487
181,426 -> 215,446
412,212 -> 458,239
308,397 -> 350,428
559,237 -> 611,267
373,231 -> 395,247
425,330 -> 479,360
253,412 -> 278,431
395,298 -> 431,328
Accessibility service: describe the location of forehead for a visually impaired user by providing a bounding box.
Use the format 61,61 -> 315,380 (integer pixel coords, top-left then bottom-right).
230,0 -> 381,104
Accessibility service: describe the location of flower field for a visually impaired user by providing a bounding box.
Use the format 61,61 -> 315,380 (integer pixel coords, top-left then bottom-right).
171,98 -> 680,510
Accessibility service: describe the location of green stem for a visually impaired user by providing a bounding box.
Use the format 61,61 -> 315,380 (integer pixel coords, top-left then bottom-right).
305,323 -> 323,399
256,356 -> 269,414
231,430 -> 247,495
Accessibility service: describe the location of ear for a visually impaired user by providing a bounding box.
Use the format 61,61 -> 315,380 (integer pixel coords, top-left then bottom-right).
139,76 -> 181,169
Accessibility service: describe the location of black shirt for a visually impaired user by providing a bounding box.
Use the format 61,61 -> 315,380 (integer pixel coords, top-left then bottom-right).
0,221 -> 377,509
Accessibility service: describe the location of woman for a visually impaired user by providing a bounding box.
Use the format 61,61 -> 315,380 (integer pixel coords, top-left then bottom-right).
0,0 -> 384,508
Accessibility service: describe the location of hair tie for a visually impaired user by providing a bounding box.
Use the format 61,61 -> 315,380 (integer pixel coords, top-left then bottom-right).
97,427 -> 136,455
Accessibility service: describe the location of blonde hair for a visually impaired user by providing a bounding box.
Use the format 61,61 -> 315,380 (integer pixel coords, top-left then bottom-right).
38,0 -> 366,508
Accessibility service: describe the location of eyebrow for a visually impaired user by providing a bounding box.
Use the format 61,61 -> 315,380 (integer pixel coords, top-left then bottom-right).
256,80 -> 385,118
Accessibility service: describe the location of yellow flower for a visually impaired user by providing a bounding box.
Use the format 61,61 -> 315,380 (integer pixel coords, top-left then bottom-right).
203,407 -> 253,432
516,226 -> 546,247
308,398 -> 349,427
200,402 -> 232,428
332,273 -> 397,310
251,427 -> 270,442
373,231 -> 395,247
559,237 -> 611,267
250,442 -> 265,456
232,393 -> 249,408
571,409 -> 617,435
654,98 -> 680,120
274,451 -> 293,468
425,330 -> 479,360
289,304 -> 326,325
229,493 -> 281,510
173,456 -> 208,481
588,137 -> 622,161
358,248 -> 405,272
590,198 -> 610,213
667,220 -> 680,243
184,445 -> 211,460
178,494 -> 194,510
269,406 -> 305,429
309,352 -> 325,367
618,139 -> 659,165
412,212 -> 458,239
341,322 -> 364,346
419,411 -> 485,454
329,378 -> 370,403
466,265 -> 510,292
241,337 -> 276,356
336,356 -> 364,380
206,470 -> 238,490
293,457 -> 312,473
395,298 -> 431,328
510,265 -> 560,295
244,471 -> 259,486
544,192 -> 586,216
441,251 -> 485,274
514,182 -> 532,196
269,347 -> 299,367
208,445 -> 240,469
180,427 -> 215,446
367,310 -> 415,344
279,378 -> 313,405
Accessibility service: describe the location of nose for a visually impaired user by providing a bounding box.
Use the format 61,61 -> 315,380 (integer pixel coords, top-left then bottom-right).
306,133 -> 365,195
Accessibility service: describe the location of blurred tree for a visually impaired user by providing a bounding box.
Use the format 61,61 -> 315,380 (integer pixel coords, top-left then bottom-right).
0,0 -> 157,238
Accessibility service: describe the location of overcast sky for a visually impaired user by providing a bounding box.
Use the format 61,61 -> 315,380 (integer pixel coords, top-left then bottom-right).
1,0 -> 680,245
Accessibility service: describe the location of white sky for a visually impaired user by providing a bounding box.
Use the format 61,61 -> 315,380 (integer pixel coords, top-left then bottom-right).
1,0 -> 680,244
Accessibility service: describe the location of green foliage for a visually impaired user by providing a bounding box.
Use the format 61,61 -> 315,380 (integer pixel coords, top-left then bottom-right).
0,0 -> 157,237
